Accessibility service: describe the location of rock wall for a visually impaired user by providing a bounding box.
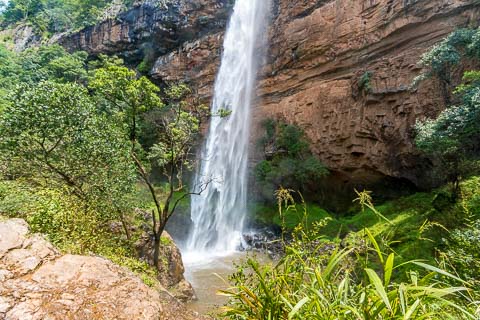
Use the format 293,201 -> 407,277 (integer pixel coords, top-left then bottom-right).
0,218 -> 203,320
256,0 -> 480,190
60,0 -> 480,192
59,0 -> 233,65
150,0 -> 480,192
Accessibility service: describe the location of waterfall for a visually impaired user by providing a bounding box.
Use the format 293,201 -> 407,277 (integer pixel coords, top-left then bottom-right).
184,0 -> 269,260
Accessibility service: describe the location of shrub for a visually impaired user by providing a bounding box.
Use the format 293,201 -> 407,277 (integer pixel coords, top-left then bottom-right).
221,189 -> 479,319
255,120 -> 328,201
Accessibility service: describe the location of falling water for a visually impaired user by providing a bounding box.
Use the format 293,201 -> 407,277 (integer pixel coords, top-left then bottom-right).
184,0 -> 269,260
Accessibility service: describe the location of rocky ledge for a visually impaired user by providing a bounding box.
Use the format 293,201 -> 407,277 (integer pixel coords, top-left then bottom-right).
0,218 -> 203,320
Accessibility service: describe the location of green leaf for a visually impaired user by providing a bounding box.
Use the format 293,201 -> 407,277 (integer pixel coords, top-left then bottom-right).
412,261 -> 466,284
288,297 -> 310,320
384,253 -> 394,286
365,268 -> 392,312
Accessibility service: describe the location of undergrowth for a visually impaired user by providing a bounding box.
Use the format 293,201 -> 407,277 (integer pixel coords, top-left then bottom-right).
0,179 -> 159,287
222,186 -> 480,319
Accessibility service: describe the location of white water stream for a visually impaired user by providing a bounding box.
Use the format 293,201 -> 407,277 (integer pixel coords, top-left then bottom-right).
183,0 -> 269,262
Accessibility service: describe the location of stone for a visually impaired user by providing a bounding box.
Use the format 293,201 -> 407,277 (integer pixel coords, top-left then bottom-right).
0,218 -> 205,320
0,219 -> 29,258
135,229 -> 196,301
58,0 -> 234,65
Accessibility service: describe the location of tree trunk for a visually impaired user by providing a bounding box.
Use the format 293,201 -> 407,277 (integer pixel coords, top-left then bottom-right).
119,212 -> 131,240
153,231 -> 161,269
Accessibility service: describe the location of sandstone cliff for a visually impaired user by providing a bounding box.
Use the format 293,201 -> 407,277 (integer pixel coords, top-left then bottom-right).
0,218 -> 203,320
60,0 -> 480,194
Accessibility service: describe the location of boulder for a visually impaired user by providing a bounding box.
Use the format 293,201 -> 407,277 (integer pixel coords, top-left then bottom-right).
0,218 -> 204,320
135,230 -> 196,302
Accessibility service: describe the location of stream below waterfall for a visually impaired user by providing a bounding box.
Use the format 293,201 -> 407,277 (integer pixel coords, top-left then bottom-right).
184,252 -> 271,315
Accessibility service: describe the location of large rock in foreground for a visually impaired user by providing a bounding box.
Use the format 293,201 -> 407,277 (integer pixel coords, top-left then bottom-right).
0,218 -> 202,320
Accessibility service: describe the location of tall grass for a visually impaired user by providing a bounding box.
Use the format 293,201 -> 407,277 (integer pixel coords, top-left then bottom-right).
220,189 -> 479,319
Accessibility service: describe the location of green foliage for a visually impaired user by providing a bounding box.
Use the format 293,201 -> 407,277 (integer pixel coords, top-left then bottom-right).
0,0 -> 127,35
442,220 -> 480,287
415,28 -> 480,189
0,180 -> 159,286
415,28 -> 479,84
89,61 -> 163,141
358,71 -> 373,94
0,44 -> 88,107
253,202 -> 331,230
0,46 -> 195,284
0,81 -> 136,217
222,190 -> 479,319
255,120 -> 328,201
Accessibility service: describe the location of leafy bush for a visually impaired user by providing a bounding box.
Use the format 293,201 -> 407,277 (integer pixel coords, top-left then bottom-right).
358,71 -> 373,94
0,0 -> 123,35
441,220 -> 480,288
415,28 -> 480,190
255,120 -> 328,201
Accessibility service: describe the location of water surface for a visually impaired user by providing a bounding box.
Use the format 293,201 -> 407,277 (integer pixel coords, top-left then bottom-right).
185,252 -> 270,315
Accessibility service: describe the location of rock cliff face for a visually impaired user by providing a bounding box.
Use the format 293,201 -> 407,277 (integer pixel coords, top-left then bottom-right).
59,0 -> 233,65
61,0 -> 480,193
0,218 -> 203,320
256,0 -> 480,192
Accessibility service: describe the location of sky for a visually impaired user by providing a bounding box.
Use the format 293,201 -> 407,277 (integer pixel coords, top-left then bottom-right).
0,0 -> 7,13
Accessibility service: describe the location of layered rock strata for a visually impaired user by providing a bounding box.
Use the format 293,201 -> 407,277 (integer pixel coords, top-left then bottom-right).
60,0 -> 480,189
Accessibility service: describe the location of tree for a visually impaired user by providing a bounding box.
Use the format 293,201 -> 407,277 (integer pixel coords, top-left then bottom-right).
255,120 -> 328,201
0,0 -> 114,34
415,27 -> 480,192
415,71 -> 480,192
414,28 -> 480,104
90,62 -> 207,268
0,81 -> 137,238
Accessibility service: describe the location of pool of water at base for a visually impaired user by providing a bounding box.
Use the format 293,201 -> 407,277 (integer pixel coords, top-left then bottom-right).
183,251 -> 270,315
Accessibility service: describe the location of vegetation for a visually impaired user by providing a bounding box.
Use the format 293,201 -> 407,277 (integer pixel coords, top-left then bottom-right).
415,27 -> 480,192
89,59 -> 207,268
0,81 -> 136,239
0,44 -> 88,108
255,119 -> 328,202
222,189 -> 480,319
0,45 -> 206,281
0,0 -> 128,35
358,70 -> 373,94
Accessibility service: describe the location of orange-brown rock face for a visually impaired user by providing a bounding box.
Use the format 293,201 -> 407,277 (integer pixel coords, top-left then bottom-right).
152,0 -> 480,190
63,0 -> 480,191
255,0 -> 480,189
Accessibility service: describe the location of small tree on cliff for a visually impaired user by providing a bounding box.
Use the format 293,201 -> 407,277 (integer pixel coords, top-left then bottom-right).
90,61 -> 209,268
415,27 -> 480,192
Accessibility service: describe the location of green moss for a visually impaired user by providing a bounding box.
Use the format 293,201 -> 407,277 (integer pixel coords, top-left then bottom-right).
160,235 -> 172,246
252,202 -> 331,230
274,203 -> 331,229
252,176 -> 480,268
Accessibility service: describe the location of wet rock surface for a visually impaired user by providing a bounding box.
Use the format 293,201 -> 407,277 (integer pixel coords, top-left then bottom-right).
0,217 -> 205,320
242,227 -> 285,260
